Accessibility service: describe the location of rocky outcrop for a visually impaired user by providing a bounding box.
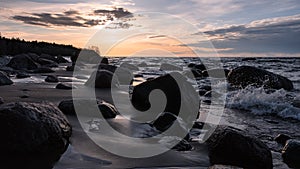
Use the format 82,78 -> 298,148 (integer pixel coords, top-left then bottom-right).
206,125 -> 273,169
227,66 -> 293,90
0,102 -> 71,169
0,71 -> 13,86
58,99 -> 118,118
282,139 -> 300,168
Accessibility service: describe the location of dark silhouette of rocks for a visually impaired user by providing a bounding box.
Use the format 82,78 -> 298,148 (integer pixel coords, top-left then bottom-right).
206,125 -> 273,169
228,66 -> 294,90
0,102 -> 71,169
0,71 -> 13,86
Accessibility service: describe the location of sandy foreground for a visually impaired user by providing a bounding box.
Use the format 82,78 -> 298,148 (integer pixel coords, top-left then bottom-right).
0,78 -> 210,169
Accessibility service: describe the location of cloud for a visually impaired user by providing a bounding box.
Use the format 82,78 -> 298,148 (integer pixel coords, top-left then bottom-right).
11,7 -> 133,28
194,14 -> 300,54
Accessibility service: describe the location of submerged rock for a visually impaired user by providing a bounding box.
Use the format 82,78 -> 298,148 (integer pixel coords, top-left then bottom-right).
0,102 -> 71,169
58,99 -> 118,118
282,139 -> 300,168
227,66 -> 293,91
7,54 -> 39,70
0,71 -> 13,86
45,75 -> 59,83
206,125 -> 273,169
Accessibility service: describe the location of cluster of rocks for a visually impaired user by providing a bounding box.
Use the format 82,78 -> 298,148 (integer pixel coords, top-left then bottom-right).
0,53 -> 70,86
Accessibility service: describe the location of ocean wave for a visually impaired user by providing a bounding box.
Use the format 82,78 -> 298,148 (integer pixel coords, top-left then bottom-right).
227,86 -> 300,120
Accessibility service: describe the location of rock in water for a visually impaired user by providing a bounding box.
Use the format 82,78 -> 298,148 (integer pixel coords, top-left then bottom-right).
58,99 -> 118,118
206,125 -> 273,169
160,63 -> 183,71
0,97 -> 3,104
131,72 -> 199,117
56,83 -> 72,90
0,102 -> 72,169
282,139 -> 300,168
85,70 -> 119,88
16,72 -> 30,79
120,62 -> 139,71
45,75 -> 59,83
7,54 -> 39,70
0,71 -> 13,86
100,57 -> 109,64
227,66 -> 293,90
275,134 -> 292,146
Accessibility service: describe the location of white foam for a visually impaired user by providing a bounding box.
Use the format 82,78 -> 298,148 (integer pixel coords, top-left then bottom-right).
227,86 -> 300,120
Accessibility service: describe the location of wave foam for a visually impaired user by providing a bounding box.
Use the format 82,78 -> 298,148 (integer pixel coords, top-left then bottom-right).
227,87 -> 300,120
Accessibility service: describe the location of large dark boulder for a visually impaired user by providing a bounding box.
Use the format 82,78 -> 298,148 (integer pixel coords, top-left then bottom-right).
85,70 -> 118,88
206,125 -> 273,169
227,66 -> 293,90
0,71 -> 13,86
0,102 -> 72,169
7,54 -> 39,70
58,99 -> 118,118
282,139 -> 300,168
131,72 -> 199,121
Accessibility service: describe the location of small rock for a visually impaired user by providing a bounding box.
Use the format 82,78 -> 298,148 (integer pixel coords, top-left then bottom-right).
66,65 -> 75,71
16,72 -> 30,79
138,62 -> 148,67
275,134 -> 292,145
58,99 -> 118,118
100,57 -> 109,64
45,75 -> 59,83
20,95 -> 29,99
56,83 -> 73,90
30,67 -> 55,73
134,74 -> 144,78
0,71 -> 13,86
0,97 -> 3,104
160,63 -> 182,71
120,62 -> 139,71
282,139 -> 300,168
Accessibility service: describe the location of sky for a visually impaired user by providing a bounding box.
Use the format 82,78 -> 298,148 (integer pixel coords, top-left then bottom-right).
0,0 -> 300,57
